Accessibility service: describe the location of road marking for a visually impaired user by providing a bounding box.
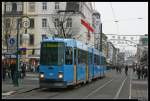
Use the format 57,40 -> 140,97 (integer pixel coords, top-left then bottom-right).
129,69 -> 133,99
84,79 -> 114,98
2,91 -> 16,96
26,78 -> 39,80
114,76 -> 127,99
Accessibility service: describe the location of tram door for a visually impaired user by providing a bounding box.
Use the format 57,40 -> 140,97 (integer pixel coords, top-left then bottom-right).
74,48 -> 77,84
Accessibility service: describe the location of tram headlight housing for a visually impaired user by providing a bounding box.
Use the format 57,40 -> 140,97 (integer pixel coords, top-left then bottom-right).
58,72 -> 63,79
40,74 -> 44,79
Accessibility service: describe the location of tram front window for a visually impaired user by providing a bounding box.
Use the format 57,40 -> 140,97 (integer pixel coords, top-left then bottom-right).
40,42 -> 64,65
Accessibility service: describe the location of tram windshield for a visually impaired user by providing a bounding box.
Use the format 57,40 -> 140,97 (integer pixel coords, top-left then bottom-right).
40,42 -> 64,65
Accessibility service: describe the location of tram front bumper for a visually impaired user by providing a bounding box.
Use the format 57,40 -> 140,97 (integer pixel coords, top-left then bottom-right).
39,79 -> 67,88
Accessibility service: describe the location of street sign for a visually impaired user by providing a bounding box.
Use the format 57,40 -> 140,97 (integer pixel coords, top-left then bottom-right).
19,48 -> 27,51
8,37 -> 16,47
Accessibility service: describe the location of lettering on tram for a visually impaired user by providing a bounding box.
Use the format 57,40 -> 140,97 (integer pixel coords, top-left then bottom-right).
40,42 -> 64,66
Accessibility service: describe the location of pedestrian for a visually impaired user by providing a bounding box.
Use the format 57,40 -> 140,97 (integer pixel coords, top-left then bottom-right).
21,63 -> 26,78
125,65 -> 128,76
23,63 -> 26,77
7,63 -> 11,79
10,61 -> 16,83
141,65 -> 145,79
116,65 -> 118,73
133,66 -> 135,72
2,61 -> 6,81
144,65 -> 148,79
136,66 -> 141,79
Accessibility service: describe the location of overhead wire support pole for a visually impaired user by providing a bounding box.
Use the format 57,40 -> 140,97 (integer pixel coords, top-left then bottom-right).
15,19 -> 20,87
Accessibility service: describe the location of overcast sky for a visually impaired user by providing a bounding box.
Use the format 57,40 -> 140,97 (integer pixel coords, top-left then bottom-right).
94,2 -> 148,35
94,2 -> 148,55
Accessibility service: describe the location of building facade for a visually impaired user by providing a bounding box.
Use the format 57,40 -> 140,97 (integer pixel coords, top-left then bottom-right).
2,2 -> 95,64
136,34 -> 148,65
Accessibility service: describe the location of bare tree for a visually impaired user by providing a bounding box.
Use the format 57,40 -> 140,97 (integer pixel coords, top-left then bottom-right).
49,11 -> 77,39
2,16 -> 15,52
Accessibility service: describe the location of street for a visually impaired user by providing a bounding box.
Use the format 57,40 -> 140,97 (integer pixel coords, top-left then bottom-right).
3,68 -> 147,99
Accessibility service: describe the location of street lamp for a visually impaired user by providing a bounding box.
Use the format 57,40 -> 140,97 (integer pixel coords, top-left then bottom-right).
15,16 -> 30,87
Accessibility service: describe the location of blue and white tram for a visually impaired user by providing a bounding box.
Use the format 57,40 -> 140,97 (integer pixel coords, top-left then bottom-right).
39,38 -> 107,88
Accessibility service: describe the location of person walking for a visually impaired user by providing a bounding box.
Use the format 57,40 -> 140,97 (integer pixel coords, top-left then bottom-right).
136,66 -> 141,79
125,65 -> 128,76
144,65 -> 148,79
21,63 -> 26,78
141,65 -> 145,79
2,61 -> 6,81
10,61 -> 16,83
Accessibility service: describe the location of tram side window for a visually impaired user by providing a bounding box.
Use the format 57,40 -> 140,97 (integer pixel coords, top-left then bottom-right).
94,54 -> 97,64
78,49 -> 83,64
65,47 -> 72,64
97,55 -> 100,65
101,56 -> 103,65
104,57 -> 106,65
78,49 -> 81,64
90,53 -> 92,64
74,48 -> 76,64
82,50 -> 86,64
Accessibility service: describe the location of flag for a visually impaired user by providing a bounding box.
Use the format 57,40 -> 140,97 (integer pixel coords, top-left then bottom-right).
81,19 -> 94,32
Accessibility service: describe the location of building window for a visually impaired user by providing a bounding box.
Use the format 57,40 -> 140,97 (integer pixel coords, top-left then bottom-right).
5,3 -> 12,12
5,18 -> 11,28
131,37 -> 133,40
118,36 -> 120,39
42,18 -> 47,28
66,18 -> 72,27
29,2 -> 35,12
42,34 -> 47,40
54,18 -> 59,27
55,2 -> 59,9
17,3 -> 23,11
16,18 -> 22,28
29,34 -> 34,45
123,36 -> 126,40
29,18 -> 34,28
112,36 -> 115,38
12,3 -> 17,12
42,2 -> 47,10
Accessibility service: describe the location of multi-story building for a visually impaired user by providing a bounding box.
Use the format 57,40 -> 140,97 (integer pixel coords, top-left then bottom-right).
107,42 -> 113,65
2,2 -> 95,65
92,11 -> 102,51
136,34 -> 148,65
2,2 -> 24,54
117,52 -> 125,66
102,33 -> 108,56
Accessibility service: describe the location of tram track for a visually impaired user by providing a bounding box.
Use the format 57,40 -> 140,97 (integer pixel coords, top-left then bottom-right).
84,78 -> 114,98
83,71 -> 129,99
6,70 -> 132,99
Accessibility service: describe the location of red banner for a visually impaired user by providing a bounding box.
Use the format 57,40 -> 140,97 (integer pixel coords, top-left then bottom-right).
81,19 -> 94,32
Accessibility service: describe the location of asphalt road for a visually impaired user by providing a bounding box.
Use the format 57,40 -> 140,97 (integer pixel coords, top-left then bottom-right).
6,69 -> 133,99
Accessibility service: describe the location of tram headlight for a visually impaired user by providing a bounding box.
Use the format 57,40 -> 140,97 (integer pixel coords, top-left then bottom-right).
40,74 -> 44,78
58,73 -> 63,79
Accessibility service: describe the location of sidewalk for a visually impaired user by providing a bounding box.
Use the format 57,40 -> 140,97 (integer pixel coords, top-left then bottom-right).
131,71 -> 148,101
2,72 -> 39,98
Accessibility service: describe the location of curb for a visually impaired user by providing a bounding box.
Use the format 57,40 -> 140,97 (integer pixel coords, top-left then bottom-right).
2,87 -> 40,97
2,91 -> 16,96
